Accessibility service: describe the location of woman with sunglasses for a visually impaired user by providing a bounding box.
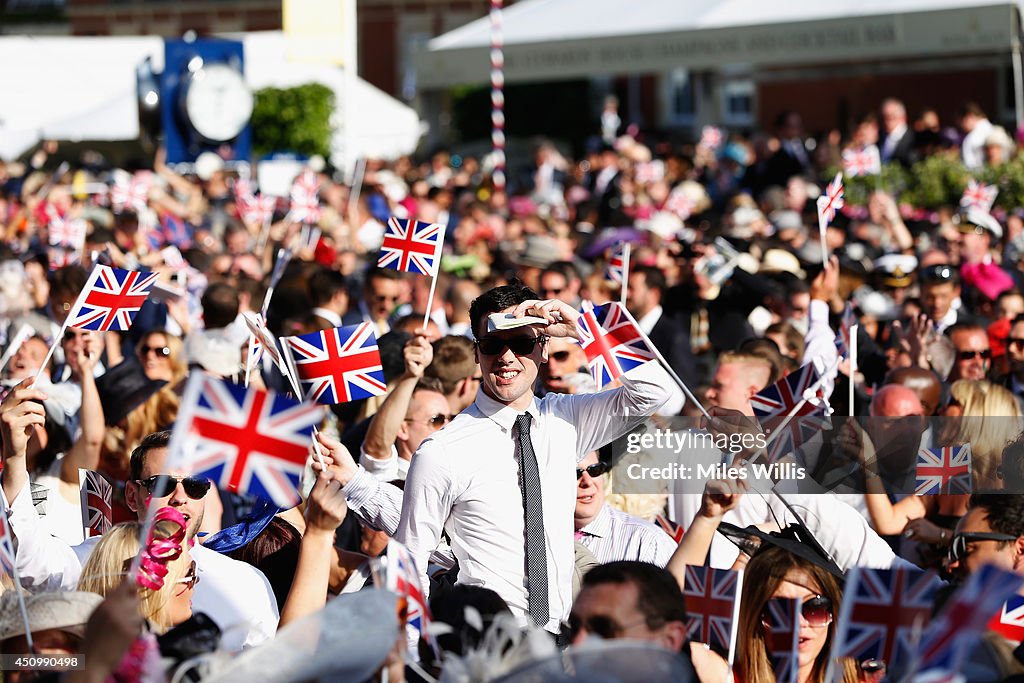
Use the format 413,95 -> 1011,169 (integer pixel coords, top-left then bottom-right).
735,545 -> 859,683
78,518 -> 197,633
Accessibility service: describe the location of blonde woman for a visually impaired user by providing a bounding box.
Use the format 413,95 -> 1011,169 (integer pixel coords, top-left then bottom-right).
861,380 -> 1022,567
77,515 -> 196,634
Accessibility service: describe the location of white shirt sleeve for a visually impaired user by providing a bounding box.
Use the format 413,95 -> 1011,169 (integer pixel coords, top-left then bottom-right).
343,467 -> 404,536
359,443 -> 400,482
395,439 -> 456,592
802,299 -> 838,405
567,360 -> 673,460
2,481 -> 83,591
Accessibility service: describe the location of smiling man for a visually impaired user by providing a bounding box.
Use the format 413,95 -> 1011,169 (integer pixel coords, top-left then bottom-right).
395,283 -> 672,638
0,386 -> 279,651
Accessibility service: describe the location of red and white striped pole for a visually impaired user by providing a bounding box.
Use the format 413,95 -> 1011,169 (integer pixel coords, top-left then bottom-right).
490,0 -> 506,193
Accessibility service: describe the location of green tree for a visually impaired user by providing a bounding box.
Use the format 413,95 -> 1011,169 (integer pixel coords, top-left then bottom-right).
251,83 -> 335,159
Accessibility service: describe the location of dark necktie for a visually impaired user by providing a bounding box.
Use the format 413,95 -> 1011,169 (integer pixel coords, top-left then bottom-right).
515,413 -> 549,627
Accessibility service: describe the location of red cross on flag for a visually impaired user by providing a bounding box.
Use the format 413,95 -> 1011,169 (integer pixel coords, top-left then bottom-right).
168,374 -> 324,508
66,265 -> 158,332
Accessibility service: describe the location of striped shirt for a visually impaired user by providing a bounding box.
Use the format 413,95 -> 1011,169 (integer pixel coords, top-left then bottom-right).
577,504 -> 678,567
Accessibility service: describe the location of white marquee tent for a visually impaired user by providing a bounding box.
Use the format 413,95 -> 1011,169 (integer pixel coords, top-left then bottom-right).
418,0 -> 1024,121
0,31 -> 425,163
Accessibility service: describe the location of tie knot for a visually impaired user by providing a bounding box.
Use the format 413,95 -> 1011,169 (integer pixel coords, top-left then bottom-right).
515,413 -> 532,434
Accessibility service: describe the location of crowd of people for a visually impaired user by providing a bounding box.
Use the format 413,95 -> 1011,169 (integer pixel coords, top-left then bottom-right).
0,93 -> 1022,682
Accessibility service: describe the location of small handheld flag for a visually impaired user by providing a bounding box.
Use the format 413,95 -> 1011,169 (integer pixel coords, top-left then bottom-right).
79,469 -> 112,539
576,302 -> 656,388
378,218 -> 445,277
842,146 -> 882,177
960,179 -> 998,213
915,444 -> 972,496
281,323 -> 387,405
682,565 -> 742,663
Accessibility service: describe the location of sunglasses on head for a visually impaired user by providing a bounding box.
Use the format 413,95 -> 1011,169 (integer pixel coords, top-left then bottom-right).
577,462 -> 611,479
762,595 -> 833,629
956,349 -> 991,361
136,475 -> 211,500
947,532 -> 1018,563
920,264 -> 958,284
562,612 -> 656,641
475,335 -> 548,356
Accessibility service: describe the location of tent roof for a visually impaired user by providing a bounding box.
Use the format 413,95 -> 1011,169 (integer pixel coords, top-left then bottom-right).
0,32 -> 423,162
419,0 -> 1024,86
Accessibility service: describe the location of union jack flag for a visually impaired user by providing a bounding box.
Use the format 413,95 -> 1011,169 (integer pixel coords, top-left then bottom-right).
48,215 -> 87,249
764,597 -> 800,683
683,565 -> 742,657
576,302 -> 656,388
634,161 -> 664,184
385,539 -> 438,657
66,265 -> 157,332
835,303 -> 857,358
817,173 -> 845,226
752,362 -> 824,419
79,469 -> 112,539
110,171 -> 152,212
0,509 -> 14,576
915,444 -> 972,496
378,217 -> 445,276
917,564 -> 1024,675
48,247 -> 81,270
243,311 -> 285,376
960,179 -> 998,213
988,594 -> 1024,642
234,178 -> 255,203
699,125 -> 724,150
842,146 -> 882,177
762,414 -> 831,465
282,323 -> 387,405
169,374 -> 323,508
835,567 -> 942,670
288,169 -> 321,224
605,242 -> 628,284
240,193 -> 278,226
664,188 -> 694,220
656,514 -> 684,543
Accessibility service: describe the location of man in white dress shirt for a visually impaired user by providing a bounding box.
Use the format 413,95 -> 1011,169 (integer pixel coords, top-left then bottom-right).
0,391 -> 279,652
574,451 -> 676,566
395,284 -> 672,636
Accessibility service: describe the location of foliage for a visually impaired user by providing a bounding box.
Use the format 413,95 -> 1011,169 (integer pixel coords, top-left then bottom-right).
251,83 -> 335,159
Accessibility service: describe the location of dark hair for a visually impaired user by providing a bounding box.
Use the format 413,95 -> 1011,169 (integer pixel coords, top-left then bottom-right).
425,336 -> 477,394
581,561 -> 688,638
1001,433 -> 1024,490
945,323 -> 987,345
308,268 -> 349,307
959,101 -> 986,119
420,584 -> 512,670
969,493 -> 1024,537
631,265 -> 666,294
200,282 -> 240,329
468,283 -> 539,339
377,331 -> 413,384
364,267 -> 404,287
738,337 -> 786,385
87,227 -> 115,244
128,430 -> 172,481
226,518 -> 302,612
541,261 -> 580,285
415,377 -> 445,396
49,265 -> 88,297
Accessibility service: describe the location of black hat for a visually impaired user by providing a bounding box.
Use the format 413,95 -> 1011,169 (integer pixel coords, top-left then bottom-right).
716,520 -> 845,579
95,358 -> 167,426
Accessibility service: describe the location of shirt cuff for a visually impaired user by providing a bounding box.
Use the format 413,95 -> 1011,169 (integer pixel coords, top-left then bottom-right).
343,467 -> 382,510
808,298 -> 830,324
359,444 -> 397,474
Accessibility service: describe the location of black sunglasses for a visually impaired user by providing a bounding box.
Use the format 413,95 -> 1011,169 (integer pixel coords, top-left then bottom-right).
136,475 -> 211,500
762,595 -> 833,629
1008,337 -> 1024,348
175,560 -> 200,591
404,413 -> 453,428
475,335 -> 548,356
141,345 -> 171,357
577,462 -> 611,479
948,532 -> 1018,563
562,613 -> 658,641
955,349 -> 991,361
550,350 -> 572,362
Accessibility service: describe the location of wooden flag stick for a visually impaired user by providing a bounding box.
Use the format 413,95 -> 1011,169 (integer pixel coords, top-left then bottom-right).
848,325 -> 858,418
619,242 -> 631,309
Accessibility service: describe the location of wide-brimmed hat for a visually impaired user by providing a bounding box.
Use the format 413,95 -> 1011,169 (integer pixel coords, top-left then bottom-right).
0,590 -> 102,642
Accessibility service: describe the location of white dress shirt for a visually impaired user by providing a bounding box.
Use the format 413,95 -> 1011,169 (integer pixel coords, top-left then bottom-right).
358,444 -> 410,482
311,307 -> 342,328
633,305 -> 685,416
962,118 -> 993,170
2,483 -> 279,652
396,361 -> 672,633
577,504 -> 677,566
803,299 -> 839,407
881,124 -> 908,162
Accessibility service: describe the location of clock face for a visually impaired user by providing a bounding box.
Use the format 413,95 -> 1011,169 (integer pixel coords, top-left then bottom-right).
184,63 -> 254,143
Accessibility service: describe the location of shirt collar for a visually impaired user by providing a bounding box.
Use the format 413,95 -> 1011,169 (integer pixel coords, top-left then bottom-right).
473,386 -> 541,431
579,504 -> 613,539
637,305 -> 663,335
312,307 -> 342,327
